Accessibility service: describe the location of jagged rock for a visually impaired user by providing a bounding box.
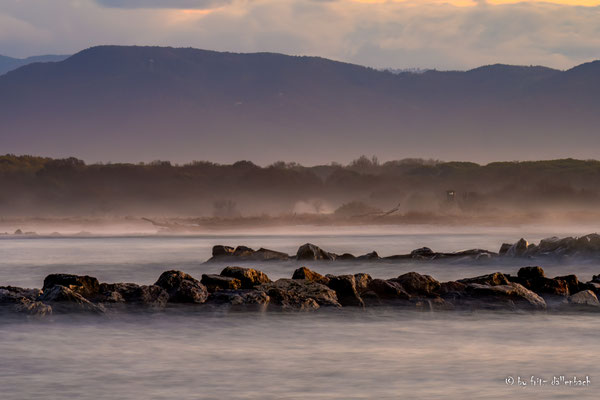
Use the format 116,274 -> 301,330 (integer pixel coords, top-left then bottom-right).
326,275 -> 364,307
567,290 -> 600,307
362,279 -> 410,304
353,273 -> 372,293
43,274 -> 100,299
0,288 -> 53,316
262,287 -> 320,311
592,274 -> 600,283
154,270 -> 208,304
220,267 -> 271,289
296,243 -> 336,261
212,245 -> 234,257
38,285 -> 105,313
499,243 -> 512,256
391,272 -> 440,297
554,274 -> 582,295
292,267 -> 330,285
233,246 -> 255,257
583,282 -> 600,296
464,283 -> 546,310
99,283 -> 169,308
207,290 -> 270,310
258,279 -> 341,308
201,274 -> 242,292
518,266 -> 545,280
505,238 -> 529,257
458,272 -> 509,286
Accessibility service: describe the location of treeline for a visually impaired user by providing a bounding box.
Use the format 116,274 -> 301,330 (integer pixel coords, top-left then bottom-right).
1,154 -> 600,217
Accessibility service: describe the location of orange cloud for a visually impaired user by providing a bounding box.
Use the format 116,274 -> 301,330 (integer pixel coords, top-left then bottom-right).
351,0 -> 600,6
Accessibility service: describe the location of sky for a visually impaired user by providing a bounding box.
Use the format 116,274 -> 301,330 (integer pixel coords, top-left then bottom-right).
1,0 -> 599,70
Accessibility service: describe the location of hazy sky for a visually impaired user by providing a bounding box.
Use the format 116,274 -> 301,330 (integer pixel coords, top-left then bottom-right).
1,0 -> 599,69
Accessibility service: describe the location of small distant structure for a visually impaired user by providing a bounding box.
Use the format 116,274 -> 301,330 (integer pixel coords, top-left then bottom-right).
446,190 -> 456,202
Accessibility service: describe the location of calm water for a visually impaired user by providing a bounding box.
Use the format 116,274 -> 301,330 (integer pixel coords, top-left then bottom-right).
1,228 -> 599,399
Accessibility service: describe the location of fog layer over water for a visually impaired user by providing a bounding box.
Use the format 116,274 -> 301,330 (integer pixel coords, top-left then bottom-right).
1,228 -> 599,399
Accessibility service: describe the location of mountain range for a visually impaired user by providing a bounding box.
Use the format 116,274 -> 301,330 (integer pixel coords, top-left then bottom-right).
1,45 -> 599,164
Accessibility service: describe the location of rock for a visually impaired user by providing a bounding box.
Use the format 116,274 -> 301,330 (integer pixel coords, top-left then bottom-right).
207,289 -> 270,309
583,282 -> 600,296
0,288 -> 52,316
517,266 -> 545,280
353,273 -> 372,293
499,243 -> 512,256
43,273 -> 100,299
363,279 -> 410,302
567,290 -> 600,307
233,246 -> 255,257
391,272 -> 440,297
99,283 -> 169,308
38,285 -> 105,313
212,245 -> 234,257
220,267 -> 271,289
201,274 -> 242,292
0,286 -> 41,300
505,238 -> 529,257
326,275 -> 364,307
592,274 -> 600,283
536,236 -> 576,256
154,270 -> 208,304
458,272 -> 509,286
292,267 -> 330,285
262,287 -> 320,311
257,279 -> 341,308
554,274 -> 582,295
337,253 -> 356,261
410,247 -> 435,259
296,243 -> 336,261
252,248 -> 290,261
465,283 -> 546,310
357,251 -> 379,261
438,281 -> 467,302
574,234 -> 600,253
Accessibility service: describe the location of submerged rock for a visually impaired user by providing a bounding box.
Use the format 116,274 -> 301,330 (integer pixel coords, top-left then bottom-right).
220,267 -> 271,289
154,270 -> 208,304
99,283 -> 169,308
0,288 -> 52,316
209,245 -> 289,262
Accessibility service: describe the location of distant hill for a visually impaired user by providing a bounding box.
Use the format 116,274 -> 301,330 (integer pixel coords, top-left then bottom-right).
0,54 -> 69,76
0,45 -> 599,164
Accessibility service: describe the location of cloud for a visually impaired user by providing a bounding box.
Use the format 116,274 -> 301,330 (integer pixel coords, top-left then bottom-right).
95,0 -> 233,9
0,0 -> 599,69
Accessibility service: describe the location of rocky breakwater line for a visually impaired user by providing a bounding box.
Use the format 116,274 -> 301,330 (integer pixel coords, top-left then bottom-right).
208,234 -> 600,264
2,266 -> 600,317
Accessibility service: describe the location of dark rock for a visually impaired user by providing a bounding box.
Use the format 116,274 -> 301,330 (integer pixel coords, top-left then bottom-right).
220,266 -> 271,289
327,275 -> 364,307
458,272 -> 509,286
38,285 -> 105,313
154,270 -> 208,304
353,273 -> 372,293
212,245 -> 234,257
554,274 -> 582,295
410,247 -> 435,259
296,243 -> 336,261
201,274 -> 242,292
292,267 -> 330,285
207,289 -> 270,309
99,283 -> 169,308
464,283 -> 546,310
505,238 -> 529,257
592,274 -> 600,283
438,281 -> 467,302
257,279 -> 341,308
364,279 -> 410,301
233,246 -> 255,257
337,253 -> 356,260
357,251 -> 379,261
252,248 -> 290,261
43,274 -> 100,299
0,288 -> 53,316
0,286 -> 41,300
499,243 -> 512,256
391,272 -> 440,297
518,266 -> 545,280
